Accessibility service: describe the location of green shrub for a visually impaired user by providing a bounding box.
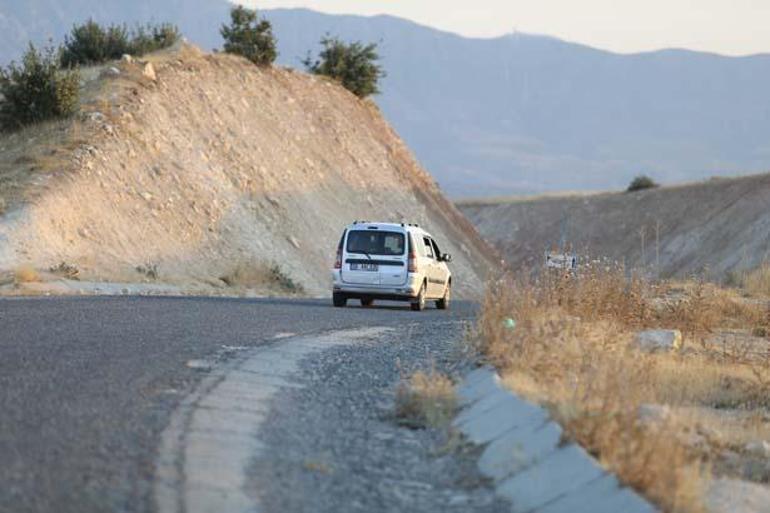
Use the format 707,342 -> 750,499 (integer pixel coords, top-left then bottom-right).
61,20 -> 131,67
0,44 -> 80,131
303,36 -> 385,98
129,23 -> 181,56
626,175 -> 659,192
220,6 -> 277,66
60,19 -> 180,67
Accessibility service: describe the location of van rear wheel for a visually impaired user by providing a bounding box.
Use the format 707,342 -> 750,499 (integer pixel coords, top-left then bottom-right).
332,293 -> 347,307
436,282 -> 451,310
411,283 -> 426,311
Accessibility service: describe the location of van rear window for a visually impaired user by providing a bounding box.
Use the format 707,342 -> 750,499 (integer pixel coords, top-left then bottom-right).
347,231 -> 405,256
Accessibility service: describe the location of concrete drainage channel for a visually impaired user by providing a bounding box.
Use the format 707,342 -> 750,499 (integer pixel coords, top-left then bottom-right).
454,367 -> 657,513
155,328 -> 655,513
154,327 -> 392,513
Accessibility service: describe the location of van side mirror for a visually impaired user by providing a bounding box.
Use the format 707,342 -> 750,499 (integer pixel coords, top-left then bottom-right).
441,253 -> 453,263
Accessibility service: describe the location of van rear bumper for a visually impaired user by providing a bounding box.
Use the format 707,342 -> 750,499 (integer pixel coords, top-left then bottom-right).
332,284 -> 418,302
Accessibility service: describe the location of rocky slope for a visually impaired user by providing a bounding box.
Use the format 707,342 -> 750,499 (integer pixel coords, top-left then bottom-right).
0,43 -> 496,298
459,173 -> 770,280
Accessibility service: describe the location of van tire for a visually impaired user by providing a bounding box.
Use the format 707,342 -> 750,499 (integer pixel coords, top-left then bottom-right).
361,298 -> 374,307
332,293 -> 347,307
436,282 -> 451,310
411,283 -> 426,311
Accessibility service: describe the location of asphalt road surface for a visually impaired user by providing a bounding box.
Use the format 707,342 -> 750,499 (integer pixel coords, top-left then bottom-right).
0,296 -> 478,513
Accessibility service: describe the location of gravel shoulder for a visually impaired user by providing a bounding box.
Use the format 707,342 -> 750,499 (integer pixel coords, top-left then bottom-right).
246,320 -> 509,513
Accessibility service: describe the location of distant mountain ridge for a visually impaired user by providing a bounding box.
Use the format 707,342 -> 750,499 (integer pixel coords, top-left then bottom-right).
262,9 -> 770,197
2,3 -> 770,197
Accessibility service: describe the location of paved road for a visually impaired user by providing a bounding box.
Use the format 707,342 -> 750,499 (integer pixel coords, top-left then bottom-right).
0,296 -> 476,513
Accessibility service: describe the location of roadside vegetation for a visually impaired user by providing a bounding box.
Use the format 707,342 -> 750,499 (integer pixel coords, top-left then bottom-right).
303,36 -> 385,98
219,260 -> 304,295
627,174 -> 659,192
13,264 -> 40,284
220,5 -> 277,66
475,265 -> 770,512
395,368 -> 457,429
727,261 -> 770,298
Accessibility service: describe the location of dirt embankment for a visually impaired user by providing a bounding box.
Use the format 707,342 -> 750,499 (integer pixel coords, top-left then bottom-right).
459,173 -> 770,280
0,44 -> 496,297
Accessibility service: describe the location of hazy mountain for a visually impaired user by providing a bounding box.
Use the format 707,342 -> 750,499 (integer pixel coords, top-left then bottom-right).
264,9 -> 770,197
2,3 -> 770,197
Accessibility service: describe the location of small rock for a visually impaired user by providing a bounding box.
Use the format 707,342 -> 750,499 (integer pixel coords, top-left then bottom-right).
141,192 -> 153,201
88,111 -> 106,122
142,62 -> 157,81
637,403 -> 671,428
288,235 -> 301,249
185,360 -> 212,371
698,424 -> 722,443
448,494 -> 470,506
632,329 -> 682,352
121,54 -> 133,63
265,194 -> 280,207
745,440 -> 770,458
101,67 -> 121,78
680,431 -> 708,451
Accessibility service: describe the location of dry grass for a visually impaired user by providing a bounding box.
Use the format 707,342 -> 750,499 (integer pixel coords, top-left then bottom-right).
476,267 -> 770,512
14,265 -> 40,284
0,118 -> 82,212
395,369 -> 457,429
219,260 -> 304,294
49,261 -> 80,280
735,262 -> 770,297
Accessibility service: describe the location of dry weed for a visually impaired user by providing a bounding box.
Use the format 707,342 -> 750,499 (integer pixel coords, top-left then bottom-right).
49,261 -> 80,280
475,267 -> 770,512
395,369 -> 457,429
14,265 -> 39,284
739,262 -> 770,297
220,260 -> 303,294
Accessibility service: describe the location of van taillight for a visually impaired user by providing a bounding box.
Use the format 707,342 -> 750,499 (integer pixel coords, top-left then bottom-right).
334,246 -> 342,269
408,250 -> 417,273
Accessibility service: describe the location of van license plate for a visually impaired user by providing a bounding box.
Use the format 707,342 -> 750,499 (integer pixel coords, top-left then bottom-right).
351,263 -> 378,272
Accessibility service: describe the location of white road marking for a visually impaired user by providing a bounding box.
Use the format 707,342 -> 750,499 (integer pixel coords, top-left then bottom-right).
154,327 -> 391,513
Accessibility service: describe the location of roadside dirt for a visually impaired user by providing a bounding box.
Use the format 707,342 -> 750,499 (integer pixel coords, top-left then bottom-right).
0,43 -> 496,298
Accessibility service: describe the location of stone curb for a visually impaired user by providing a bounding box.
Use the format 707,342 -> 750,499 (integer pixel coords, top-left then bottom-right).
454,367 -> 657,513
154,327 -> 392,513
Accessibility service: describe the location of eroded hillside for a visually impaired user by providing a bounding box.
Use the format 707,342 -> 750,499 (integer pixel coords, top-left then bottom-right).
459,173 -> 770,280
0,44 -> 495,297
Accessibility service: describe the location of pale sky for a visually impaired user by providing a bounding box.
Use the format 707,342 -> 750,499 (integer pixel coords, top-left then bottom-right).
245,0 -> 770,56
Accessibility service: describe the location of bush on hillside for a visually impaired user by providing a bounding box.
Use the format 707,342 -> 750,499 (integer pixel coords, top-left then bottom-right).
626,175 -> 659,192
128,23 -> 181,56
60,19 -> 180,67
61,20 -> 131,66
303,36 -> 385,98
220,6 -> 277,66
0,44 -> 80,131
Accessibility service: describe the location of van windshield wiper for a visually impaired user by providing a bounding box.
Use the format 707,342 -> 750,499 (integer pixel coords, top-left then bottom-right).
349,250 -> 373,260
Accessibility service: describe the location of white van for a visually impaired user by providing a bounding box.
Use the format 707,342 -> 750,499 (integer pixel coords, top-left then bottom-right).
331,222 -> 453,311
